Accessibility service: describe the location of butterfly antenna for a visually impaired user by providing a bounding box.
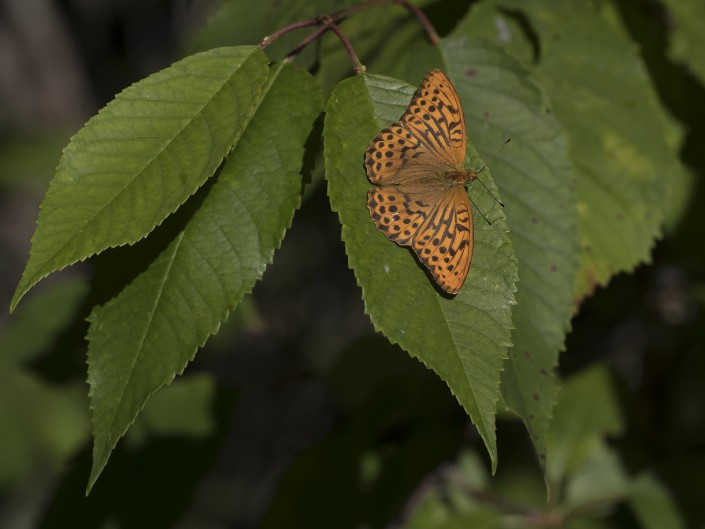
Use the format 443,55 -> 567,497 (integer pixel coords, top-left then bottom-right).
475,177 -> 504,207
473,137 -> 511,175
468,195 -> 493,226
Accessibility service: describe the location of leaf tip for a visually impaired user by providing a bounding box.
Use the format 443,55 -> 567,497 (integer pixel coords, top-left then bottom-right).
489,451 -> 498,475
9,283 -> 29,313
86,459 -> 106,496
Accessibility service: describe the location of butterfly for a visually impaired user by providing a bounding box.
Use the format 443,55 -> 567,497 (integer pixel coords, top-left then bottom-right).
365,69 -> 477,294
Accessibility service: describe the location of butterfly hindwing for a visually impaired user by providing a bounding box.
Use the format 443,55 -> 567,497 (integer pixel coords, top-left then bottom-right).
411,186 -> 473,294
367,185 -> 435,246
368,184 -> 473,294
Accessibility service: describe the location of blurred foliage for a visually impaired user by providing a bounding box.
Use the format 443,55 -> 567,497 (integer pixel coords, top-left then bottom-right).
1,0 -> 704,528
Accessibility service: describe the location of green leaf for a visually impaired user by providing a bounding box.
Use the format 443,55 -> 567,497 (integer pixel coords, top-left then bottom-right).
0,371 -> 90,487
127,374 -> 216,444
628,471 -> 686,529
0,278 -> 88,368
85,63 -> 323,492
439,35 -> 578,478
563,445 -> 629,513
459,0 -> 685,300
600,2 -> 692,234
11,46 -> 269,311
663,0 -> 705,87
546,366 -> 623,488
324,71 -> 518,470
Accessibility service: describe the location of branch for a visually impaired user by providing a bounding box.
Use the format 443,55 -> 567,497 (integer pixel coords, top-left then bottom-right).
320,15 -> 366,74
285,25 -> 330,62
260,19 -> 319,48
263,0 -> 441,71
261,0 -> 388,49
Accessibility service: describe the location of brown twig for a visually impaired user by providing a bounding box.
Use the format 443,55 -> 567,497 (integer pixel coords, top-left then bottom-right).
260,19 -> 319,48
284,25 -> 330,62
262,0 -> 441,72
262,0 -> 387,50
320,15 -> 367,74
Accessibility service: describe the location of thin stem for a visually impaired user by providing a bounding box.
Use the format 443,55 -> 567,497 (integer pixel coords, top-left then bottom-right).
262,0 -> 388,50
260,19 -> 319,48
321,16 -> 366,74
285,25 -> 330,62
265,0 -> 440,70
394,0 -> 440,44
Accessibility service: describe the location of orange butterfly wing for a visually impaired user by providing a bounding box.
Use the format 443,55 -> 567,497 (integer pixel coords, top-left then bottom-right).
411,186 -> 473,294
367,183 -> 473,294
401,69 -> 467,170
365,70 -> 474,294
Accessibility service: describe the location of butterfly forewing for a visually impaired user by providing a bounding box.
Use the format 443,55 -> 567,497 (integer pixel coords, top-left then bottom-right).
365,120 -> 447,185
401,69 -> 467,170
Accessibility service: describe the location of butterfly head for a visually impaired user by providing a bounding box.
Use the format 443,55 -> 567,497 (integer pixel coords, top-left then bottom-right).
456,169 -> 479,188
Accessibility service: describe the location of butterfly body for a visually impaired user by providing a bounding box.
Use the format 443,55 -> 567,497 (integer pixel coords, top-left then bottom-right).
365,69 -> 476,294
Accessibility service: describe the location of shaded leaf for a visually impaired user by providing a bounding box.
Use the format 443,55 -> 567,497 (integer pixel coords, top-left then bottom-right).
563,445 -> 629,512
460,0 -> 686,300
127,374 -> 216,444
628,471 -> 686,529
0,278 -> 88,367
0,371 -> 89,487
546,366 -> 623,488
440,35 -> 577,477
663,0 -> 705,87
